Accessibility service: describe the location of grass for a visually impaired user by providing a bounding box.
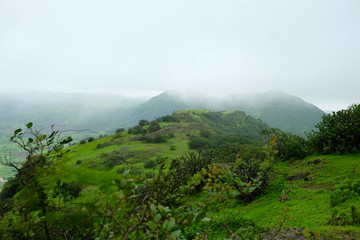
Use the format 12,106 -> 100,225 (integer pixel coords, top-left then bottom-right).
215,153 -> 360,238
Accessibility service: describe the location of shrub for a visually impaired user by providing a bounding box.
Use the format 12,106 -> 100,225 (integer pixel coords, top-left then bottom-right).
188,135 -> 213,150
148,121 -> 161,133
138,119 -> 149,127
79,139 -> 87,144
87,137 -> 95,142
309,104 -> 360,154
200,129 -> 212,138
115,128 -> 125,133
144,159 -> 157,168
262,128 -> 310,161
170,145 -> 176,151
330,179 -> 360,207
159,115 -> 179,123
128,125 -> 145,135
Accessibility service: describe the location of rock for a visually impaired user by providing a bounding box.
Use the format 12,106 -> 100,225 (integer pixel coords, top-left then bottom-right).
286,172 -> 310,181
313,159 -> 322,164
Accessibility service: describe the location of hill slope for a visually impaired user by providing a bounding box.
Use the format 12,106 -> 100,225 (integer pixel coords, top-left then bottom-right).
112,90 -> 324,135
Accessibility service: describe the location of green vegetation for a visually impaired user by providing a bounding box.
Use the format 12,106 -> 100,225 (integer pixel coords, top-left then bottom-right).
309,104 -> 360,154
1,106 -> 360,239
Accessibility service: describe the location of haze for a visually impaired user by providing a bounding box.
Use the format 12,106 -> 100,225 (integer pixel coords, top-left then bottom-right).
1,0 -> 360,111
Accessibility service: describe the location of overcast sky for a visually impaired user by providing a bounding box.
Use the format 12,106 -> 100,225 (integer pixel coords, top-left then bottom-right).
1,0 -> 359,110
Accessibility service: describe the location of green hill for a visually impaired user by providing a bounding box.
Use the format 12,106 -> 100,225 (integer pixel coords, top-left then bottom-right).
112,89 -> 324,136
1,109 -> 360,239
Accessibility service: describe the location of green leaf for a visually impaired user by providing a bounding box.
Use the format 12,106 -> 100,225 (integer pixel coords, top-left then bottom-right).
14,128 -> 22,135
122,170 -> 130,177
150,204 -> 157,214
154,214 -> 161,222
26,122 -> 33,129
195,212 -> 207,223
170,230 -> 181,239
163,219 -> 176,230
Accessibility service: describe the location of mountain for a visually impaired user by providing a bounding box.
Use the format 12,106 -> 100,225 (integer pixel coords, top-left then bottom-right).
0,90 -> 324,136
112,89 -> 324,135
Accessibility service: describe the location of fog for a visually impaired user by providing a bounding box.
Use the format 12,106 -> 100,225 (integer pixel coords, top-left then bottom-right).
1,0 -> 360,111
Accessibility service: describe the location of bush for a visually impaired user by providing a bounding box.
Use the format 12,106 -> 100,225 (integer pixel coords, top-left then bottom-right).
159,115 -> 179,123
188,135 -> 213,150
128,125 -> 146,135
148,121 -> 161,133
309,104 -> 360,154
200,129 -> 212,138
79,139 -> 87,144
263,128 -> 310,161
170,145 -> 176,151
87,137 -> 95,142
144,159 -> 157,168
330,179 -> 360,207
115,128 -> 125,133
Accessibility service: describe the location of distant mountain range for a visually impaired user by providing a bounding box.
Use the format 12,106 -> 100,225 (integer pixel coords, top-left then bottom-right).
0,90 -> 324,135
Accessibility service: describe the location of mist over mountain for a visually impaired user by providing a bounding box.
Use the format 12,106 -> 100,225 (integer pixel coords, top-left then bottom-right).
0,92 -> 146,131
114,89 -> 324,135
0,90 -> 324,135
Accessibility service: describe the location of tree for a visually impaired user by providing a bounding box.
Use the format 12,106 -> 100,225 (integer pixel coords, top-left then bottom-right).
3,122 -> 72,239
309,104 -> 360,154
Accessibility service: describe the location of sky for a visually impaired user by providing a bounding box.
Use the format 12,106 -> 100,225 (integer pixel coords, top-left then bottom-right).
0,0 -> 360,111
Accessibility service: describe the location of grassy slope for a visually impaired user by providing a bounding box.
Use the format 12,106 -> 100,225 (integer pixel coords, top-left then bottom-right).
235,153 -> 360,238
4,109 -> 360,238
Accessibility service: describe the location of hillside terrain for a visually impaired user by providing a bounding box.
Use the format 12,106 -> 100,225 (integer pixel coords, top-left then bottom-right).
1,107 -> 360,239
113,89 -> 324,136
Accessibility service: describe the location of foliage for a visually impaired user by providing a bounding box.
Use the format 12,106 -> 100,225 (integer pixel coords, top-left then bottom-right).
144,159 -> 157,169
263,128 -> 310,161
128,125 -> 146,135
138,119 -> 149,127
115,128 -> 125,133
329,206 -> 360,226
330,179 -> 360,207
148,121 -> 161,133
143,134 -> 169,143
309,104 -> 360,154
87,136 -> 95,142
188,135 -> 213,150
0,122 -> 73,239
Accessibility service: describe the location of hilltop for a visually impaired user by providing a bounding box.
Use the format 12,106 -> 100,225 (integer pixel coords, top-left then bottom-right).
113,89 -> 324,135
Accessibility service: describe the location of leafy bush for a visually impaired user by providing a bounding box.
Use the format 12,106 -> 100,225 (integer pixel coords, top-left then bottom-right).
148,121 -> 161,133
309,104 -> 360,154
115,128 -> 125,133
170,145 -> 176,151
263,128 -> 310,161
158,115 -> 179,123
329,206 -> 360,226
200,129 -> 212,138
128,125 -> 146,135
138,119 -> 149,126
330,179 -> 360,207
144,159 -> 157,168
87,137 -> 95,142
188,135 -> 213,150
